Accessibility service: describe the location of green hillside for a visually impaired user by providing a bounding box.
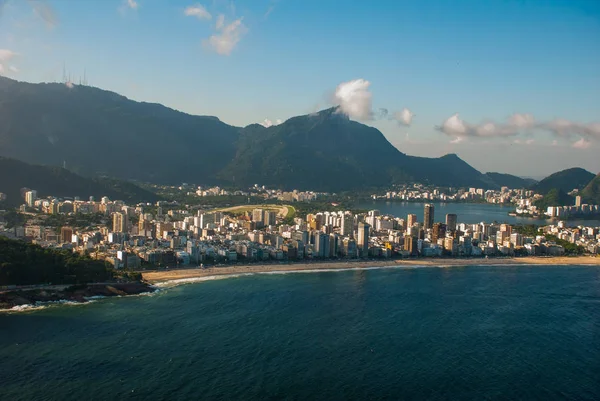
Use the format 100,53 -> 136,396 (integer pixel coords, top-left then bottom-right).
529,168 -> 595,195
0,157 -> 161,207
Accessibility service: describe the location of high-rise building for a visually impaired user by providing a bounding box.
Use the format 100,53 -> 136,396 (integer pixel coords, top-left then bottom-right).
25,190 -> 37,207
407,214 -> 418,228
341,213 -> 354,236
263,210 -> 277,227
575,196 -> 582,207
445,214 -> 457,232
357,222 -> 370,257
314,232 -> 328,258
424,204 -> 434,230
431,223 -> 446,243
252,209 -> 265,227
500,224 -> 512,236
404,235 -> 418,256
112,212 -> 128,233
60,226 -> 73,244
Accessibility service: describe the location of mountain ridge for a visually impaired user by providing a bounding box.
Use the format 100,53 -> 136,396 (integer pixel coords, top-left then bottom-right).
0,76 -> 580,192
529,168 -> 595,195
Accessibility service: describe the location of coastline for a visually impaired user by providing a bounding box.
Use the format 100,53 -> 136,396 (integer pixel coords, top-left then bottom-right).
0,282 -> 156,312
143,256 -> 600,284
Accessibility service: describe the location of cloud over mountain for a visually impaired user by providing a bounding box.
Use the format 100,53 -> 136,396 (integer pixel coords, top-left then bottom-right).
334,79 -> 373,120
437,112 -> 599,148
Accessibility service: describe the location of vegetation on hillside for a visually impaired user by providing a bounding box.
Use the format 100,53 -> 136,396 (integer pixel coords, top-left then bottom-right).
581,173 -> 600,204
533,188 -> 574,210
529,167 -> 595,195
0,78 -> 497,191
0,157 -> 162,207
0,237 -> 114,286
485,172 -> 536,189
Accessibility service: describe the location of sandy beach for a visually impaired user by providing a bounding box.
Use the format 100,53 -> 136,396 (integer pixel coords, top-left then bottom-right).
142,256 -> 600,284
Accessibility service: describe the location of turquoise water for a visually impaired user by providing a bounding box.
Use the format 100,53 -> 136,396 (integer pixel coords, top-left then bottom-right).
357,200 -> 600,226
2,265 -> 600,400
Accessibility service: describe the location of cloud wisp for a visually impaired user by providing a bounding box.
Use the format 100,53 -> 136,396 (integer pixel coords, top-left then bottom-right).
393,108 -> 414,126
185,4 -> 211,20
332,79 -> 415,127
437,112 -> 599,149
259,118 -> 283,128
185,4 -> 247,56
0,48 -> 18,75
28,0 -> 58,28
127,0 -> 139,10
203,16 -> 247,55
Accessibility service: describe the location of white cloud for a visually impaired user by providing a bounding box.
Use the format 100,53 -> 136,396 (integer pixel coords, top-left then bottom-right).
572,138 -> 591,149
203,17 -> 247,56
334,79 -> 373,120
437,112 -> 600,149
127,0 -> 139,10
541,119 -> 600,140
259,118 -> 283,128
394,108 -> 414,126
0,49 -> 18,75
513,138 -> 535,145
0,48 -> 16,61
185,4 -> 211,20
450,136 -> 465,144
509,113 -> 535,128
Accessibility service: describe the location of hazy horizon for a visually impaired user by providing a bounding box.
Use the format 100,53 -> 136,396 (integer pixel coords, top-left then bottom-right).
1,0 -> 599,176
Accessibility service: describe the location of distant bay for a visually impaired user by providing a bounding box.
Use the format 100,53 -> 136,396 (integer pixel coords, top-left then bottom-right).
356,200 -> 600,226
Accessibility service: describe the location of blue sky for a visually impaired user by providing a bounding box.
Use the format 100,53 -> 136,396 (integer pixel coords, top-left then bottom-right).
1,0 -> 599,177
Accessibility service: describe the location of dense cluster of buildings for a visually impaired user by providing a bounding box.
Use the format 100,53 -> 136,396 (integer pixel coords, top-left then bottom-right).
165,183 -> 320,203
3,187 -> 600,269
545,196 -> 600,218
374,184 -> 539,205
515,194 -> 600,219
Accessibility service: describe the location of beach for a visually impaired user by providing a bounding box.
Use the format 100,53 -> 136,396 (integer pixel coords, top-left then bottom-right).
142,256 -> 600,284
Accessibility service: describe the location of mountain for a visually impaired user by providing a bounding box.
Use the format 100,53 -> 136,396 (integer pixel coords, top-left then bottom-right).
0,77 -> 239,185
529,168 -> 595,195
0,77 -> 495,190
219,108 -> 494,190
484,172 -> 537,189
581,173 -> 600,204
0,157 -> 161,207
533,188 -> 574,210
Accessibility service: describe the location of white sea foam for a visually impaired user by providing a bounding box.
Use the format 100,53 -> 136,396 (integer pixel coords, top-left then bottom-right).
4,299 -> 91,313
153,273 -> 254,288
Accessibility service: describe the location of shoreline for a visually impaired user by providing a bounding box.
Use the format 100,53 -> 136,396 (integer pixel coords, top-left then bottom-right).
0,282 -> 155,312
142,256 -> 600,284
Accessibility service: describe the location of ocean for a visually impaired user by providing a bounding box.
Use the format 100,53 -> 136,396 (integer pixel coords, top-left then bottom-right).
1,265 -> 600,400
356,200 -> 600,227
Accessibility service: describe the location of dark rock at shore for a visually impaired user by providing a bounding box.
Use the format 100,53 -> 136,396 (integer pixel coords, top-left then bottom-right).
0,282 -> 155,310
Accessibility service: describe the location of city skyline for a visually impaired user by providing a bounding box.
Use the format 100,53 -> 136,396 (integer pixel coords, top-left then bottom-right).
0,0 -> 599,176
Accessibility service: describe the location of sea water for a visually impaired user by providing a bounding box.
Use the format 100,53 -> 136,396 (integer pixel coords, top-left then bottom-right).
1,265 -> 599,400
